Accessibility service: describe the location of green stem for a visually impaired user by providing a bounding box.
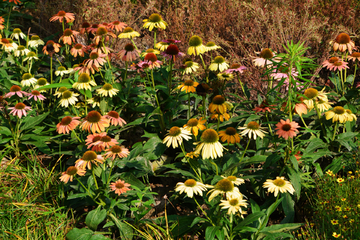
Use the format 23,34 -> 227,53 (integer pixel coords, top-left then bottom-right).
150,69 -> 165,133
106,160 -> 115,185
239,139 -> 250,164
332,122 -> 338,141
180,143 -> 202,181
299,114 -> 315,137
168,58 -> 174,95
193,197 -> 215,226
314,101 -> 326,136
130,38 -> 138,51
91,167 -> 99,190
153,29 -> 157,48
188,92 -> 191,119
237,73 -> 247,100
199,54 -> 208,83
202,95 -> 207,120
72,130 -> 82,143
209,159 -> 219,175
265,111 -> 273,135
75,176 -> 93,198
6,6 -> 12,32
217,116 -> 220,132
353,63 -> 357,86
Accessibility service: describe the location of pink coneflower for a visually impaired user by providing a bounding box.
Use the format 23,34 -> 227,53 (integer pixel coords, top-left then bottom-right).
253,101 -> 274,113
275,119 -> 300,140
70,43 -> 86,57
110,179 -> 131,196
60,29 -> 78,45
81,111 -> 110,133
56,116 -> 81,134
75,151 -> 104,170
87,24 -> 99,34
50,11 -> 75,23
28,90 -> 46,101
161,44 -> 185,61
42,40 -> 61,56
85,51 -> 107,71
117,43 -> 140,62
93,26 -> 116,45
104,111 -> 126,127
139,53 -> 163,69
104,145 -> 130,160
108,21 -> 127,32
333,33 -> 355,54
347,52 -> 360,62
8,102 -> 31,118
253,48 -> 276,67
85,132 -> 106,151
225,63 -> 247,73
294,102 -> 308,116
96,135 -> 118,151
323,59 -> 349,72
59,166 -> 86,183
4,85 -> 27,98
79,22 -> 91,34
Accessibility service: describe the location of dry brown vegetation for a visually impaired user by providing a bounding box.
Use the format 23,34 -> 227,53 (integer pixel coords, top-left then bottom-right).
28,0 -> 360,92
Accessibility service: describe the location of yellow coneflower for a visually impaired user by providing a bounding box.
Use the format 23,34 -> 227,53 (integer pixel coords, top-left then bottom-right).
183,118 -> 206,137
325,106 -> 348,123
178,79 -> 199,93
143,13 -> 167,31
207,178 -> 242,201
204,41 -> 221,52
73,72 -> 97,90
218,127 -> 241,144
209,95 -> 227,114
118,27 -> 140,39
187,35 -> 206,56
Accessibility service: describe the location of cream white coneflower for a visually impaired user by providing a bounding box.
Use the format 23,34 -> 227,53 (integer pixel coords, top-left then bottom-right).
28,35 -> 45,48
14,45 -> 30,57
73,72 -> 97,90
208,56 -> 229,72
194,129 -> 224,159
238,121 -> 267,140
175,179 -> 207,198
162,126 -> 192,148
182,60 -> 200,75
221,175 -> 245,186
10,28 -> 26,40
263,176 -> 295,197
59,90 -> 79,107
20,73 -> 37,87
207,178 -> 242,201
187,35 -> 206,56
96,83 -> 119,97
219,197 -> 248,215
55,66 -> 69,77
204,41 -> 221,52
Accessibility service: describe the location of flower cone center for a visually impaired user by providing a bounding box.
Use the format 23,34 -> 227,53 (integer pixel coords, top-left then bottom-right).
281,124 -> 291,131
351,52 -> 360,58
216,179 -> 234,192
189,35 -> 202,47
149,13 -> 162,22
58,87 -> 67,93
169,126 -> 181,136
31,35 -> 40,40
213,56 -> 225,64
92,136 -> 101,142
247,121 -> 260,130
166,44 -> 180,55
13,28 -> 22,34
58,66 -> 66,71
66,166 -> 78,175
333,61 -> 343,66
187,118 -> 199,126
57,11 -> 66,16
1,38 -> 10,44
31,90 -> 40,96
145,53 -> 158,62
227,176 -> 237,181
273,178 -> 286,187
82,151 -> 97,161
15,102 -> 25,110
103,83 -> 113,91
184,80 -> 195,86
74,44 -> 83,50
260,48 -> 274,59
123,27 -> 134,33
124,43 -> 135,52
230,63 -> 241,69
10,85 -> 21,92
64,29 -> 73,37
206,41 -> 216,47
201,129 -> 219,143
89,52 -> 99,60
225,127 -> 237,136
62,91 -> 72,99
101,136 -> 111,142
27,52 -> 36,57
329,57 -> 339,63
304,88 -> 318,99
333,106 -> 345,114
61,116 -> 73,125
17,45 -> 25,51
229,199 -> 239,206
212,95 -> 225,104
22,73 -> 32,80
110,145 -> 122,153
78,73 -> 91,83
107,111 -> 119,118
86,111 -> 102,123
82,22 -> 91,28
336,33 -> 350,44
96,27 -> 108,36
115,182 -> 125,188
184,61 -> 194,67
146,48 -> 157,53
184,179 -> 197,187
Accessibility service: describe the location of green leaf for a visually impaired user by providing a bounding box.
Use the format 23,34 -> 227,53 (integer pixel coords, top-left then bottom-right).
190,216 -> 208,227
108,214 -> 133,240
21,112 -> 49,131
66,228 -> 94,240
67,193 -> 89,200
85,205 -> 107,231
287,166 -> 301,197
0,126 -> 12,136
35,82 -> 72,91
233,211 -> 266,231
281,193 -> 295,223
304,138 -> 326,154
205,226 -> 221,240
260,223 -> 302,233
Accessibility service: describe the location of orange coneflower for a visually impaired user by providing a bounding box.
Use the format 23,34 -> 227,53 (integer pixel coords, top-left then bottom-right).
85,51 -> 107,72
219,127 -> 241,144
56,116 -> 81,134
59,166 -> 86,183
60,29 -> 78,45
117,43 -> 140,62
43,40 -> 61,56
81,110 -> 110,133
70,43 -> 86,57
50,11 -> 75,23
275,119 -> 300,140
104,145 -> 130,160
104,111 -> 126,127
75,151 -> 104,170
110,179 -> 131,196
209,95 -> 227,114
108,20 -> 127,32
178,79 -> 199,93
